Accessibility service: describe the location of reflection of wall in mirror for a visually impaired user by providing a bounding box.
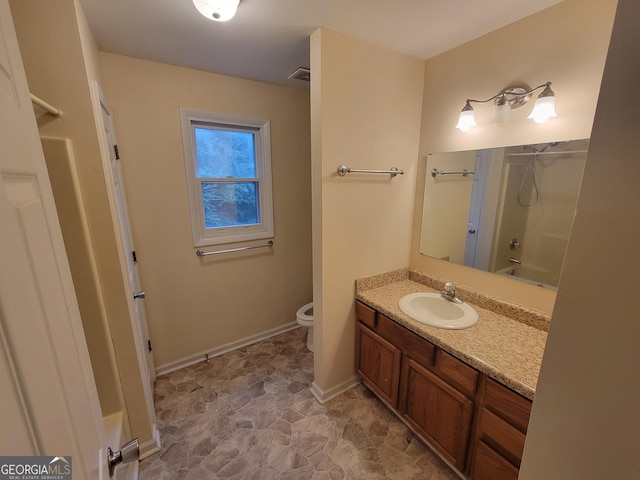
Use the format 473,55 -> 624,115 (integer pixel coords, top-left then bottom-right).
420,150 -> 475,263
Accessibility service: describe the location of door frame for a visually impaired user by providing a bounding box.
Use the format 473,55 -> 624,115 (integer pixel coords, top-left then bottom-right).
96,84 -> 156,387
90,82 -> 160,458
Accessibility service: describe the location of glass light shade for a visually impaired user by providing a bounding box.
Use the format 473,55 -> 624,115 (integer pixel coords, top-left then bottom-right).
527,95 -> 557,123
192,0 -> 239,21
456,109 -> 477,132
491,103 -> 511,126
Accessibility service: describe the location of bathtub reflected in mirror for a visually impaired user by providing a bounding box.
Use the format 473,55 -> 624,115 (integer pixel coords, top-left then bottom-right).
419,139 -> 589,289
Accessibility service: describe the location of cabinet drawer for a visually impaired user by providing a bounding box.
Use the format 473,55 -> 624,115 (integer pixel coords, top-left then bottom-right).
471,441 -> 519,480
379,314 -> 436,368
356,301 -> 376,329
478,407 -> 526,465
484,378 -> 532,433
437,350 -> 478,396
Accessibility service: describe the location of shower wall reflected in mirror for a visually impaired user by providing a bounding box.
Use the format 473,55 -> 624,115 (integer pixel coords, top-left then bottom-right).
420,139 -> 589,289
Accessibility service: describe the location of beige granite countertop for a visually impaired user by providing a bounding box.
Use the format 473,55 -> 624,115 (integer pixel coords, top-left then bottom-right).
355,270 -> 550,400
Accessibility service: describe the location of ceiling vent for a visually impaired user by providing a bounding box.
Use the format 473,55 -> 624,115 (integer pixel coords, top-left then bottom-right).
288,67 -> 310,82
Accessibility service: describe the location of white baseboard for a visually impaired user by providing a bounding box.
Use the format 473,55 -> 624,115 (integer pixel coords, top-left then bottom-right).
310,375 -> 361,404
138,422 -> 161,460
155,322 -> 299,377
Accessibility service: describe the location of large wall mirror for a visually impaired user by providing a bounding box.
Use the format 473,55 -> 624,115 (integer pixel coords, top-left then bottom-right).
420,139 -> 589,290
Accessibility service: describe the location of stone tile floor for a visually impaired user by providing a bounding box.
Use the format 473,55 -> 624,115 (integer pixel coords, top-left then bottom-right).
140,327 -> 458,479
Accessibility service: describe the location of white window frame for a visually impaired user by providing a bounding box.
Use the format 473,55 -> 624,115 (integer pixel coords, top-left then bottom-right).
180,108 -> 274,247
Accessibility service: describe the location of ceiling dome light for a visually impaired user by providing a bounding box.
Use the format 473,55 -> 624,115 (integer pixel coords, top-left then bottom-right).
192,0 -> 240,22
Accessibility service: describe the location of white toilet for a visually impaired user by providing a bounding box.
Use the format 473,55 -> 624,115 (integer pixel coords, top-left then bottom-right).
296,302 -> 314,352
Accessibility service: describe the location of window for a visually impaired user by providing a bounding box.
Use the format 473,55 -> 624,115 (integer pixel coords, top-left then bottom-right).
180,108 -> 274,246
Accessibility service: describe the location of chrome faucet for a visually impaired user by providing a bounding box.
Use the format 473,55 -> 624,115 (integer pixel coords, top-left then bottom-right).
441,281 -> 463,304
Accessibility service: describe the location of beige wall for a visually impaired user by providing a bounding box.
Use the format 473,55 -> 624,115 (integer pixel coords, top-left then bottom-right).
310,28 -> 424,394
98,53 -> 312,369
521,0 -> 640,476
10,0 -> 155,446
411,0 -> 617,314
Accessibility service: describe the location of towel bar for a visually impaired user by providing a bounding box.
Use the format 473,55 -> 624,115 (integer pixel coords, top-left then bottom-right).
196,240 -> 273,257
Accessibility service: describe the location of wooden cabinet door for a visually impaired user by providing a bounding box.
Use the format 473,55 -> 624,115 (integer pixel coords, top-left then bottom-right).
470,441 -> 519,480
403,358 -> 473,470
356,323 -> 402,407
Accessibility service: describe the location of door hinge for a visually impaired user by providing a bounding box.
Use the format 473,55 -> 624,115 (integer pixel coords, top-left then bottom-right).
132,250 -> 137,264
114,144 -> 120,160
147,340 -> 152,352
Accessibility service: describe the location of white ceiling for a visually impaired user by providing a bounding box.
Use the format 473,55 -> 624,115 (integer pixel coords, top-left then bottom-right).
79,0 -> 564,89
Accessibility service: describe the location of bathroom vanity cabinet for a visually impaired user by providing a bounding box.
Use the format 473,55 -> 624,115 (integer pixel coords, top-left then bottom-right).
355,300 -> 532,478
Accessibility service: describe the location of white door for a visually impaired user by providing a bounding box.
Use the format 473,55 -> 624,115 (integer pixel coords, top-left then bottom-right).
0,1 -> 108,477
96,89 -> 156,388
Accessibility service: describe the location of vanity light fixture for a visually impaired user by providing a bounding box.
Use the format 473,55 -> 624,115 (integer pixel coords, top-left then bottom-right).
455,82 -> 557,132
192,0 -> 240,22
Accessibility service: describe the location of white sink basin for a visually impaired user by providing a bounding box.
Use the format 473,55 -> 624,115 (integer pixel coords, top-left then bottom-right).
399,292 -> 478,329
